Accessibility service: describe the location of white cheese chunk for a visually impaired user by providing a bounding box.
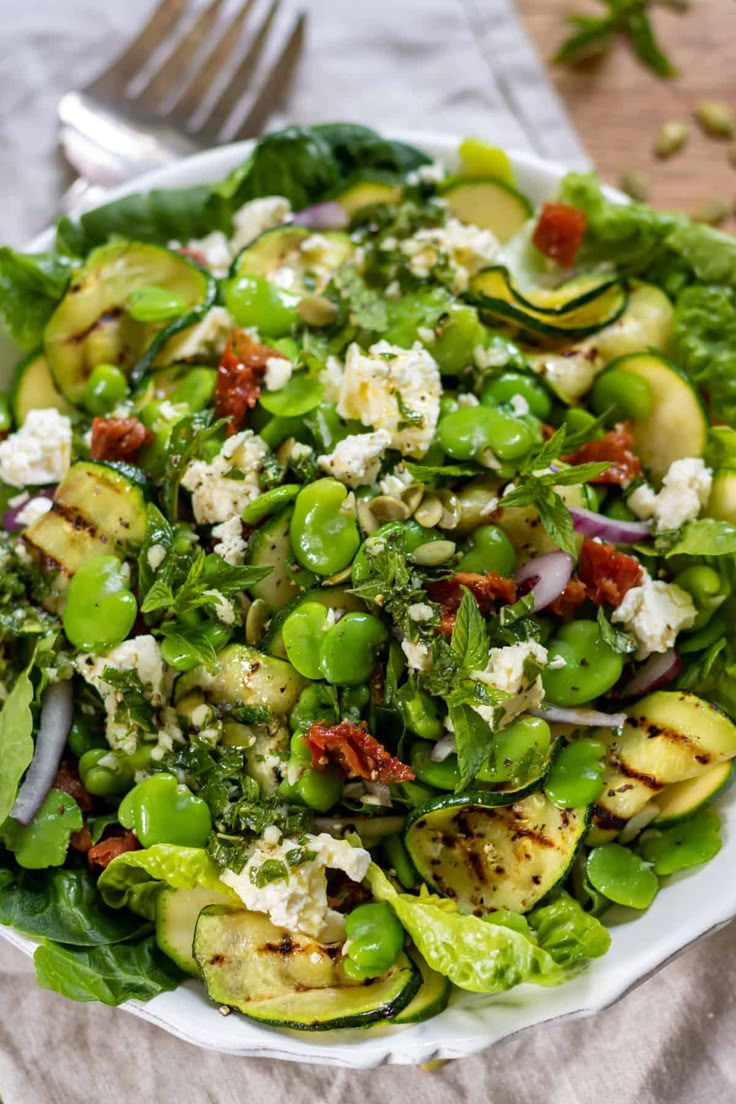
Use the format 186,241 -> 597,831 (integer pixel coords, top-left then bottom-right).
400,217 -> 499,294
161,306 -> 235,363
13,494 -> 52,528
211,515 -> 247,565
181,429 -> 268,524
221,832 -> 371,941
612,578 -> 697,659
318,429 -> 392,488
401,639 -> 432,672
335,341 -> 441,458
264,356 -> 293,392
0,409 -> 72,488
178,231 -> 232,277
628,458 -> 712,532
472,641 -> 548,728
230,196 -> 292,253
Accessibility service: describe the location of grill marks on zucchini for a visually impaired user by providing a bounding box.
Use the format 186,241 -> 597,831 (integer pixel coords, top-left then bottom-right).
22,460 -> 149,608
405,792 -> 588,914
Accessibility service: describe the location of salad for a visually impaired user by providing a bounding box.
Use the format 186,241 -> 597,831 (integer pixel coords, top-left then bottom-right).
1,123 -> 736,1031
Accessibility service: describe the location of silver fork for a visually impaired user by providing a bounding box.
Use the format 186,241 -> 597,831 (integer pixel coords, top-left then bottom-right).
59,0 -> 306,212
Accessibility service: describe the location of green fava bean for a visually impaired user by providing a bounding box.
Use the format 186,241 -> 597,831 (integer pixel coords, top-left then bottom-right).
480,370 -> 552,420
290,479 -> 360,575
282,602 -> 330,680
297,766 -> 343,813
79,745 -> 153,797
118,772 -> 212,849
259,372 -> 324,417
457,524 -> 516,576
544,738 -> 606,809
67,715 -> 104,758
63,555 -> 137,651
437,406 -> 532,463
562,407 -> 599,437
343,902 -> 404,980
84,363 -> 129,415
410,743 -> 460,791
396,683 -> 443,741
1,789 -> 83,869
475,716 -> 551,783
382,833 -> 418,890
171,367 -> 216,412
319,612 -> 388,685
242,484 -> 301,525
543,620 -> 624,706
289,730 -> 313,765
592,368 -> 653,422
678,612 -> 727,654
639,810 -> 722,876
429,303 -> 484,375
225,273 -> 299,337
127,285 -> 185,323
289,683 -> 339,733
586,843 -> 659,909
384,288 -> 449,348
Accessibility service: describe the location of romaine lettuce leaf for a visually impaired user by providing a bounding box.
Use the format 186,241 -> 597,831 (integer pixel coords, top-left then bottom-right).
34,935 -> 183,1006
0,664 -> 35,825
366,866 -> 609,993
98,844 -> 236,921
671,285 -> 736,424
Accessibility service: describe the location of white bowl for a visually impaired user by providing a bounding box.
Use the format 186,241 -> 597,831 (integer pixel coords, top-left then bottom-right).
4,132 -> 735,1067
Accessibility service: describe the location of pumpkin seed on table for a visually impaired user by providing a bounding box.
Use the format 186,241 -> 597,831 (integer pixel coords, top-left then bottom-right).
653,120 -> 689,159
691,197 -> 731,226
694,101 -> 736,138
619,170 -> 651,202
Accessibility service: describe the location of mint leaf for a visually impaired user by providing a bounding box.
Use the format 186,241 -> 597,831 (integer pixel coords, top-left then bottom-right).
597,606 -> 636,654
662,518 -> 736,558
451,589 -> 489,673
332,264 -> 389,332
450,702 -> 493,790
140,579 -> 175,614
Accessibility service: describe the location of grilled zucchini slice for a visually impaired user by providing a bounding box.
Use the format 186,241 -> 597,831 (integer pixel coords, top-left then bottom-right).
439,176 -> 532,242
246,509 -> 316,614
392,950 -> 451,1024
194,906 -> 420,1030
155,885 -> 233,977
231,225 -> 354,294
591,691 -> 736,842
651,760 -> 734,827
22,459 -> 149,609
174,643 -> 305,716
10,351 -> 73,425
405,791 -> 589,914
334,173 -> 402,217
44,241 -> 215,403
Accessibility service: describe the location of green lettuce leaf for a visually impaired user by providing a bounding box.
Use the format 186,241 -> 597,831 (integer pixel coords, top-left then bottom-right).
671,286 -> 736,425
33,935 -> 183,1006
0,248 -> 73,349
528,891 -> 611,966
98,844 -> 235,921
662,518 -> 736,558
677,638 -> 736,720
0,866 -> 147,945
0,664 -> 35,825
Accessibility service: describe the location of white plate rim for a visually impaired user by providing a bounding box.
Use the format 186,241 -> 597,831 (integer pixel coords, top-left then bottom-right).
5,130 -> 735,1067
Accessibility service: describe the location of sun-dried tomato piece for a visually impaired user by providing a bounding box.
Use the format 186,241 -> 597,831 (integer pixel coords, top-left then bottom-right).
70,824 -> 93,853
563,423 -> 642,486
87,830 -> 140,870
532,201 -> 587,268
548,577 -> 588,620
303,720 -> 415,784
426,571 -> 517,635
214,329 -> 282,435
578,537 -> 643,607
90,417 -> 152,462
53,758 -> 94,812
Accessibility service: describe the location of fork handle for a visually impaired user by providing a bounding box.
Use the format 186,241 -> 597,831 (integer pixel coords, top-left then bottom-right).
60,176 -> 111,216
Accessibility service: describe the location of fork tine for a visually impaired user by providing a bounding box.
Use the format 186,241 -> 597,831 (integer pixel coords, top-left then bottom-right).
230,12 -> 305,138
89,0 -> 188,96
191,0 -> 279,138
168,0 -> 256,126
131,0 -> 225,112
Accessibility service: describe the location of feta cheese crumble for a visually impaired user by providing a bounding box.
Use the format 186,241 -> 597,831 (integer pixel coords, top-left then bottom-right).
0,409 -> 72,488
264,356 -> 293,392
230,196 -> 292,254
318,429 -> 392,488
408,603 -> 434,622
12,494 -> 52,528
220,832 -> 371,941
612,577 -> 697,659
400,217 -> 499,294
211,516 -> 247,565
472,641 -> 548,728
628,458 -> 712,532
181,429 -> 268,524
335,341 -> 441,458
160,306 -> 235,363
401,639 -> 432,672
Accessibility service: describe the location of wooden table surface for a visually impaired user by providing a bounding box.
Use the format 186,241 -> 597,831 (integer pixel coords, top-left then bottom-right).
518,0 -> 736,226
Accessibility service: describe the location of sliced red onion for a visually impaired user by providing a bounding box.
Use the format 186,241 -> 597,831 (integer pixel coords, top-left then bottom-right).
430,734 -> 457,762
570,507 -> 651,544
3,488 -> 55,532
11,681 -> 74,826
531,704 -> 626,727
293,201 -> 348,231
616,649 -> 681,700
514,551 -> 574,612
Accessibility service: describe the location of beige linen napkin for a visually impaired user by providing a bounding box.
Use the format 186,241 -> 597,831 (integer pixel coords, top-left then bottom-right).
1,3 -> 735,1102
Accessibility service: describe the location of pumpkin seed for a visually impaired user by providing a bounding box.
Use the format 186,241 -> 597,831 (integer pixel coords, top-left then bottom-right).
323,565 -> 354,586
619,170 -> 651,202
356,497 -> 379,535
437,489 -> 461,530
276,437 -> 297,465
245,599 -> 269,646
410,539 -> 457,566
653,120 -> 689,158
297,295 -> 339,327
414,492 -> 444,528
691,197 -> 731,226
400,483 -> 425,515
370,495 -> 411,522
455,477 -> 502,534
695,101 -> 736,139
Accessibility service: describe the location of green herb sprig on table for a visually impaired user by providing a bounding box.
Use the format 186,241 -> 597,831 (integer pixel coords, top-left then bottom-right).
554,0 -> 680,78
